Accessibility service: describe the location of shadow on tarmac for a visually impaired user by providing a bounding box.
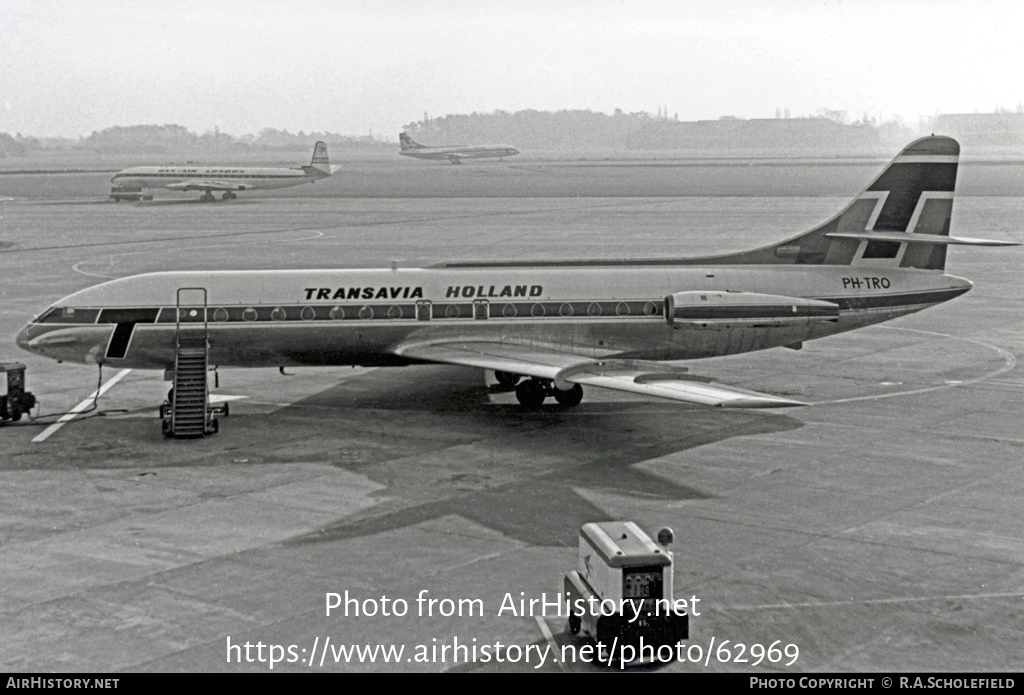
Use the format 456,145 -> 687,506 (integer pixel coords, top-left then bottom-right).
279,365 -> 803,547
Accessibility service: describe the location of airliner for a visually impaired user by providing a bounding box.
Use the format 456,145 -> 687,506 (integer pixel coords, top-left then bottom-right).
399,132 -> 519,164
110,141 -> 341,202
17,137 -> 1017,410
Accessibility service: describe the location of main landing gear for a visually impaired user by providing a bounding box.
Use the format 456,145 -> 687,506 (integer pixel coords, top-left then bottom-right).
514,378 -> 584,409
494,370 -> 521,387
199,191 -> 236,202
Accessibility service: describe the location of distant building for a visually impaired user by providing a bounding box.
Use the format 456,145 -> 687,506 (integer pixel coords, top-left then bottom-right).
625,117 -> 879,152
933,113 -> 1024,147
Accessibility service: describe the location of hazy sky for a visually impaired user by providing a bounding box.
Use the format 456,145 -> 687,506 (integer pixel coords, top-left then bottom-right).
2,0 -> 1022,139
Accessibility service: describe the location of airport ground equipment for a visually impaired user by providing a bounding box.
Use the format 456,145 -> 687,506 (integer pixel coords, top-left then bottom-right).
564,522 -> 688,658
0,363 -> 37,423
109,186 -> 152,202
159,289 -> 226,437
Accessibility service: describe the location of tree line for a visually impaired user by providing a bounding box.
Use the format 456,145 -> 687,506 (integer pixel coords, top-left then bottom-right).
0,125 -> 390,157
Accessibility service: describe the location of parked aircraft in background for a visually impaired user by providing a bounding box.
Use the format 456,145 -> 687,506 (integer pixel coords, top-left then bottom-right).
19,137 -> 1017,410
399,132 -> 519,164
109,141 -> 341,202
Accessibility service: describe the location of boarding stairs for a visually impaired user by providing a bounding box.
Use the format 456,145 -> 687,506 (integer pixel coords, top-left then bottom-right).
161,288 -> 225,437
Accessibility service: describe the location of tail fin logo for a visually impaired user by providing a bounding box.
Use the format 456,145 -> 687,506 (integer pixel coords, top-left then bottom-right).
307,141 -> 333,174
399,133 -> 423,150
683,136 -> 974,272
311,141 -> 329,165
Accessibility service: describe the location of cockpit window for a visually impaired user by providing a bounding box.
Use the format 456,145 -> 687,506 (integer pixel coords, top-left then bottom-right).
36,307 -> 100,324
99,308 -> 159,323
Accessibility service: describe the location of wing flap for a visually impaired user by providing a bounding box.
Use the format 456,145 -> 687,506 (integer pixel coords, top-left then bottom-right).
569,371 -> 803,408
396,341 -> 805,408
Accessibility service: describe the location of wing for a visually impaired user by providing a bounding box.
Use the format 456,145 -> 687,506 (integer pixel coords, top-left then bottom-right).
164,180 -> 255,192
395,341 -> 805,408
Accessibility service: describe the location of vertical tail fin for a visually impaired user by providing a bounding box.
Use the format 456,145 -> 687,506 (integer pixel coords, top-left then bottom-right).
700,136 -> 963,269
849,136 -> 959,270
399,132 -> 424,151
308,141 -> 331,174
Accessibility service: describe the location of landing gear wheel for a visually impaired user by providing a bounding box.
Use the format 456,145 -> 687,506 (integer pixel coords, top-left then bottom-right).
222,403 -> 229,417
167,388 -> 174,404
201,192 -> 214,202
515,379 -> 547,409
209,418 -> 219,434
553,383 -> 584,407
568,613 -> 581,636
495,370 -> 521,387
162,420 -> 172,437
222,192 -> 232,201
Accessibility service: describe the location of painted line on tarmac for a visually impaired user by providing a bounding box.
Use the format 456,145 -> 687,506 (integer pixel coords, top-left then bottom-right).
723,590 -> 1024,612
70,230 -> 325,279
32,368 -> 133,442
810,327 -> 1017,406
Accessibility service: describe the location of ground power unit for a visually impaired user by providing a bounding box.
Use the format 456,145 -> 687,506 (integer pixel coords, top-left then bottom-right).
564,521 -> 689,660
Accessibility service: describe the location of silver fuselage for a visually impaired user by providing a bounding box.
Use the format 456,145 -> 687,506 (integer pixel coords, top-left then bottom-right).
111,166 -> 319,190
400,146 -> 520,160
16,265 -> 971,371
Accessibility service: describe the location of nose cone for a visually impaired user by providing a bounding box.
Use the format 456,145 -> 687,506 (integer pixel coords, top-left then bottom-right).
15,323 -> 33,354
15,321 -> 59,358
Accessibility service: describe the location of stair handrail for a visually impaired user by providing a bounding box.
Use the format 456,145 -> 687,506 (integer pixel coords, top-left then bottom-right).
171,287 -> 210,436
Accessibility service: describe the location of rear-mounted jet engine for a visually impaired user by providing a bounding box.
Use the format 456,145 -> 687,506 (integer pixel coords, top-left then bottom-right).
664,291 -> 839,327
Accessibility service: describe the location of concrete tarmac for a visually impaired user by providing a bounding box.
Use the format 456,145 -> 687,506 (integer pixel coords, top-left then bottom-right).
0,158 -> 1022,672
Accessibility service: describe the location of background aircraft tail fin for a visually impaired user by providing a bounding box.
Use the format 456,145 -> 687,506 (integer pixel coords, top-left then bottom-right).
399,132 -> 424,150
704,136 -> 966,270
308,141 -> 332,174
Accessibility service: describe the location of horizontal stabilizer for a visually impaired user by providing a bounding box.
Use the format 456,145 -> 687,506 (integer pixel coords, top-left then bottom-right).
396,341 -> 805,408
825,231 -> 1020,246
